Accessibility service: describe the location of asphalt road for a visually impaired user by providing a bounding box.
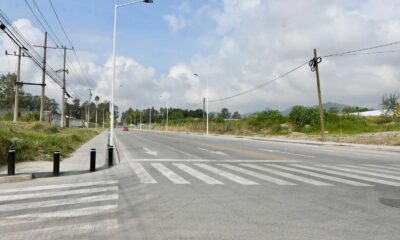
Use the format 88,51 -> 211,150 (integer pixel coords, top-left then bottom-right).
1,129 -> 400,239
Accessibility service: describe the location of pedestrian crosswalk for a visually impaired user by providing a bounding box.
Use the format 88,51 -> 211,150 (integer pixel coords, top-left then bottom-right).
0,180 -> 119,239
128,162 -> 400,187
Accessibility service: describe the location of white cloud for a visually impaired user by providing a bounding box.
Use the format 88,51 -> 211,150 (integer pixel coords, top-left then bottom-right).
163,14 -> 187,32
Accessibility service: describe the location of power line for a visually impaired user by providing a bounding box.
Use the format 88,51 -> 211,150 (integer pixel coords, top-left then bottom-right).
209,61 -> 309,103
24,0 -> 91,96
48,0 -> 94,88
322,40 -> 400,58
323,49 -> 400,58
31,0 -> 63,46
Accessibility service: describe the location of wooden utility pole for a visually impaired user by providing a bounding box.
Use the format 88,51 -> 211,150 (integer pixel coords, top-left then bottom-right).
38,32 -> 47,122
5,47 -> 30,122
311,49 -> 325,141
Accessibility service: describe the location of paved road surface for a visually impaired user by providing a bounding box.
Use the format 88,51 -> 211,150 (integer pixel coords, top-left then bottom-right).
1,129 -> 400,239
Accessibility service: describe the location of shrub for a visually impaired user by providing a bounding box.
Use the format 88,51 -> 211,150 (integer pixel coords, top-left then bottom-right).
289,106 -> 322,129
248,110 -> 285,129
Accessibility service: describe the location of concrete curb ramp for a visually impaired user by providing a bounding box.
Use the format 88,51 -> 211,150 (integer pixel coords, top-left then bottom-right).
0,174 -> 32,184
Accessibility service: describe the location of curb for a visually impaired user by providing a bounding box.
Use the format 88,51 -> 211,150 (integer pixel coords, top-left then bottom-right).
0,174 -> 32,184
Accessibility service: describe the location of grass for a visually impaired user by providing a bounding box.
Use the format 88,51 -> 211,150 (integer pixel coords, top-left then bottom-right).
151,115 -> 400,137
0,121 -> 101,166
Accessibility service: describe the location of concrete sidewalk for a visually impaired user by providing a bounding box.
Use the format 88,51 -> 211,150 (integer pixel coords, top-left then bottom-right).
0,131 -> 111,182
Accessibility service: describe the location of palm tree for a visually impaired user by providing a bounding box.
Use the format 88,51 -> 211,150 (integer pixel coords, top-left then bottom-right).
94,96 -> 100,127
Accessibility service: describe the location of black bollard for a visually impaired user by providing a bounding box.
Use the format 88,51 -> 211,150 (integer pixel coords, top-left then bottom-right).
8,149 -> 15,176
53,151 -> 60,176
90,148 -> 96,172
108,146 -> 114,167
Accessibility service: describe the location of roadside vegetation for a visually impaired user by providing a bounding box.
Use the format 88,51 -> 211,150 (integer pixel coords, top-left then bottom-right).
0,121 -> 101,166
122,92 -> 400,145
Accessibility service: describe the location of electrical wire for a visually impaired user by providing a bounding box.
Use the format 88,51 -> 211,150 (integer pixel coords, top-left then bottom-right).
25,0 -> 91,91
323,49 -> 400,58
48,0 -> 94,88
209,61 -> 309,103
322,40 -> 400,58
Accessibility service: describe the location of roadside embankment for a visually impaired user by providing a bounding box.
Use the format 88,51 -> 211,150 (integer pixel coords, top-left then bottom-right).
0,121 -> 101,166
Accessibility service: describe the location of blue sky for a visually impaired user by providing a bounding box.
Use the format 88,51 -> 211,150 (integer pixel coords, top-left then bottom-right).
1,0 -> 221,76
1,1 -> 399,114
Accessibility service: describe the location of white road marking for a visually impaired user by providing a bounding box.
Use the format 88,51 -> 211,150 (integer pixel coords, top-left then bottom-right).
242,164 -> 332,186
291,164 -> 400,187
151,163 -> 190,184
143,147 -> 158,156
129,159 -> 301,163
0,186 -> 118,202
341,164 -> 400,175
129,163 -> 157,184
317,164 -> 400,181
0,180 -> 118,194
219,164 -> 296,185
0,219 -> 119,238
195,164 -> 259,185
258,149 -> 315,158
174,163 -> 224,185
268,164 -> 372,187
365,164 -> 400,171
0,194 -> 118,212
198,147 -> 228,156
7,205 -> 118,219
321,149 -> 334,152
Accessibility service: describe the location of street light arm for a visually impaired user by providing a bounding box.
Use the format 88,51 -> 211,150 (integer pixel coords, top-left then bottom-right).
117,0 -> 151,8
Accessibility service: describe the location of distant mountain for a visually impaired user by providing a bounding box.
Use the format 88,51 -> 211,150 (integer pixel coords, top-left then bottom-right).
280,102 -> 353,116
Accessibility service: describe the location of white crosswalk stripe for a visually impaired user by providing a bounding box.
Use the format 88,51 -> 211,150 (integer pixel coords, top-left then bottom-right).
174,163 -> 224,185
196,164 -> 259,185
7,205 -> 118,219
152,163 -> 190,184
0,219 -> 119,240
268,164 -> 372,186
218,164 -> 296,185
0,180 -> 119,233
365,164 -> 400,171
0,194 -> 118,212
317,164 -> 400,181
129,163 -> 157,183
0,186 -> 118,202
242,164 -> 333,186
0,180 -> 117,194
291,164 -> 400,186
342,164 -> 400,175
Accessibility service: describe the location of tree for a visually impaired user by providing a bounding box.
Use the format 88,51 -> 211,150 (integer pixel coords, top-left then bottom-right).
381,91 -> 399,119
0,73 -> 19,107
219,108 -> 231,119
232,111 -> 241,119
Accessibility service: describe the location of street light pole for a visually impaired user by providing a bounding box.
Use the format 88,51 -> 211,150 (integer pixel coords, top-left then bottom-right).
194,73 -> 209,135
206,77 -> 209,135
110,0 -> 153,146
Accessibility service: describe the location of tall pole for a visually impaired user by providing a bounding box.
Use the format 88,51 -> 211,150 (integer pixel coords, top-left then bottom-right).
13,47 -> 22,122
95,105 -> 98,128
139,111 -> 142,131
40,32 -> 48,122
206,78 -> 209,135
110,4 -> 117,146
102,107 -> 105,128
313,48 -> 325,141
166,100 -> 169,132
60,47 -> 67,127
87,89 -> 92,128
202,97 -> 205,132
149,107 -> 152,130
